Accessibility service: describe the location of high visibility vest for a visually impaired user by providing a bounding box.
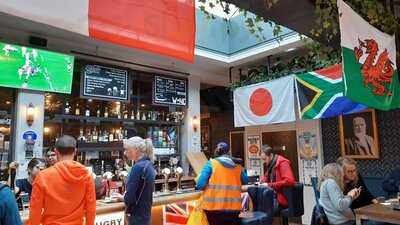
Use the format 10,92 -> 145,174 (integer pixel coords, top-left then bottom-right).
202,159 -> 242,211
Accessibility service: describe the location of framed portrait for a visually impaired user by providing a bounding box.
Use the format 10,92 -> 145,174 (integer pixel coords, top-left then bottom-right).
339,109 -> 379,159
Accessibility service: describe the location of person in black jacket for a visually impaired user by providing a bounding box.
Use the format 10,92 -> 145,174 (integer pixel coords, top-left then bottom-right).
337,157 -> 378,210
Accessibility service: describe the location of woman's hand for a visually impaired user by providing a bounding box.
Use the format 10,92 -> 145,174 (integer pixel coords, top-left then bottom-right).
347,188 -> 361,200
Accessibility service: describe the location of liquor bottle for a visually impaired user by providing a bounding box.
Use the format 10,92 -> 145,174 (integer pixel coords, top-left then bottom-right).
124,129 -> 128,139
109,130 -> 114,142
64,101 -> 71,115
92,127 -> 98,143
98,129 -> 104,142
85,104 -> 90,117
116,102 -> 121,119
104,107 -> 109,118
142,111 -> 147,121
130,109 -> 135,120
166,113 -> 170,122
104,130 -> 109,142
78,128 -> 86,142
75,103 -> 80,116
114,129 -> 119,142
96,106 -> 101,117
136,109 -> 141,120
86,128 -> 92,143
118,127 -> 123,141
123,105 -> 129,119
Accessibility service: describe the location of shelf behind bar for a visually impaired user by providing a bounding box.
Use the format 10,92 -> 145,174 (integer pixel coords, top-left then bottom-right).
45,114 -> 183,126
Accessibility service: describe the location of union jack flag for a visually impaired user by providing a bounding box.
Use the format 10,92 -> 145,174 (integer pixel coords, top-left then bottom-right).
163,202 -> 195,225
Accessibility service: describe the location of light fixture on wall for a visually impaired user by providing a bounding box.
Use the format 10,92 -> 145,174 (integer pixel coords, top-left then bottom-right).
26,103 -> 35,126
192,115 -> 200,132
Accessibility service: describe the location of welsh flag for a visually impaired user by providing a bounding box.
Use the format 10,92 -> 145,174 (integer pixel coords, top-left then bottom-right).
338,0 -> 400,110
234,75 -> 295,127
0,0 -> 195,62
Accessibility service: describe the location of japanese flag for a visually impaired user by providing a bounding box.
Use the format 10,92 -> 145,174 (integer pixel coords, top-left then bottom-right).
234,75 -> 295,127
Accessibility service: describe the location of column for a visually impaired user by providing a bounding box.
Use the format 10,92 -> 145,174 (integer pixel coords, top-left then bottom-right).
181,75 -> 201,175
13,90 -> 45,179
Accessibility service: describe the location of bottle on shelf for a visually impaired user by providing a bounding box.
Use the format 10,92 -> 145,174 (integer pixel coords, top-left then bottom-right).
109,130 -> 114,142
118,127 -> 123,141
64,101 -> 71,115
96,106 -> 101,118
130,109 -> 135,120
104,107 -> 109,118
136,109 -> 141,120
85,128 -> 92,143
123,105 -> 129,119
75,102 -> 80,116
142,111 -> 147,121
116,102 -> 121,119
166,113 -> 170,122
85,103 -> 90,117
124,129 -> 128,139
78,128 -> 86,142
92,127 -> 98,143
104,130 -> 109,142
98,129 -> 104,142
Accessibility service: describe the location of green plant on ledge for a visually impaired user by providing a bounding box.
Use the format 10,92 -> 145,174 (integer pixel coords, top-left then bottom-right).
229,41 -> 341,90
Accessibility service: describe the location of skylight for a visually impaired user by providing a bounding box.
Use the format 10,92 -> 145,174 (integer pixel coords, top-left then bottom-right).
195,0 -> 239,19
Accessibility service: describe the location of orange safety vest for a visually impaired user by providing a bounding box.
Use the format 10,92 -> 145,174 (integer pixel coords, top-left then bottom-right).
202,159 -> 242,211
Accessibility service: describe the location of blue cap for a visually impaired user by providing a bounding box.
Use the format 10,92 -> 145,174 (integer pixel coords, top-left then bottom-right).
216,142 -> 229,155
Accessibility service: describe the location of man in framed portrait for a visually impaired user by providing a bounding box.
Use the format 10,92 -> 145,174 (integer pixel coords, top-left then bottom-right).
344,117 -> 375,156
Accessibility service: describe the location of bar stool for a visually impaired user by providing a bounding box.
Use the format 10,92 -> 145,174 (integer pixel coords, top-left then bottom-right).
241,186 -> 274,225
280,183 -> 304,225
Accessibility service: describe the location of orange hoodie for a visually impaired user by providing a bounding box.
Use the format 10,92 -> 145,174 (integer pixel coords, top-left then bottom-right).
27,160 -> 96,225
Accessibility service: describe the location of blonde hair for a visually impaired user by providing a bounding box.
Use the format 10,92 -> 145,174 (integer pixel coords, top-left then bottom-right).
318,163 -> 344,191
337,156 -> 359,185
124,136 -> 154,161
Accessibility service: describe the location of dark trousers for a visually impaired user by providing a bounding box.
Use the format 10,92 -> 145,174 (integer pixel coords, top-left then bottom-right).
204,210 -> 241,225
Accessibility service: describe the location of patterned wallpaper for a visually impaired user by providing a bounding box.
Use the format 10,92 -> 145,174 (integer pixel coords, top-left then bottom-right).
322,109 -> 400,177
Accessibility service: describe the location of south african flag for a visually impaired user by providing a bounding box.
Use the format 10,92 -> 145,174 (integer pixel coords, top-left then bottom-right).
295,64 -> 367,120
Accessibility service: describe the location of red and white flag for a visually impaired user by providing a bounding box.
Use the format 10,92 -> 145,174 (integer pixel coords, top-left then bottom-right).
234,75 -> 295,127
0,0 -> 195,62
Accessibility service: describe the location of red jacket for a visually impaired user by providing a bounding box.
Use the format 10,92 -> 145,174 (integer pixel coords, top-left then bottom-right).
260,155 -> 295,208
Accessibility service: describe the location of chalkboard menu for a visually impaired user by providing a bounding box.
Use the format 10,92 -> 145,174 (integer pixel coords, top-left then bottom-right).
153,76 -> 187,107
81,64 -> 129,102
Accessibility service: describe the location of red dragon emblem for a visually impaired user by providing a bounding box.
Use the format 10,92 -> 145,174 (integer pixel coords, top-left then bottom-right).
353,38 -> 394,96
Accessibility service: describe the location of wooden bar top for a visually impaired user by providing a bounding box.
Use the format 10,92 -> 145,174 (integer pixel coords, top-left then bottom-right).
21,190 -> 202,222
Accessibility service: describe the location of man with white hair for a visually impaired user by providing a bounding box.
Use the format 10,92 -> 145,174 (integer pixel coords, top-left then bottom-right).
123,136 -> 156,225
344,117 -> 375,156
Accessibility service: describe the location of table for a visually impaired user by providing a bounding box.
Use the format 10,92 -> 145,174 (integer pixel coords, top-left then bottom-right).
354,203 -> 400,225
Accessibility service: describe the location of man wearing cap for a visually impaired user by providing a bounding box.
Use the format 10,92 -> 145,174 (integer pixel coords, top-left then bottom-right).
196,142 -> 248,225
260,144 -> 295,215
27,135 -> 96,225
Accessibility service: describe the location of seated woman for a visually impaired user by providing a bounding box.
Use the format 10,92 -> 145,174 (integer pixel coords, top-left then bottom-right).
337,157 -> 378,209
319,163 -> 360,225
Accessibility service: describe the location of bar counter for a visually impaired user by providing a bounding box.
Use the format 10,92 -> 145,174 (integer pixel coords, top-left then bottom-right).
21,190 -> 202,224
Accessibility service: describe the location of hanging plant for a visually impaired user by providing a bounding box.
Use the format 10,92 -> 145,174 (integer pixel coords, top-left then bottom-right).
312,0 -> 398,42
197,0 -> 281,40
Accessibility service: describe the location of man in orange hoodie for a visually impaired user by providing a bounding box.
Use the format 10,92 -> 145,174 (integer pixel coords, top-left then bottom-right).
28,135 -> 96,225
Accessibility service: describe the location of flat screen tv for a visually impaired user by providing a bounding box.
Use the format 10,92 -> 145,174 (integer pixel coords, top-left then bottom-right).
0,42 -> 74,93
